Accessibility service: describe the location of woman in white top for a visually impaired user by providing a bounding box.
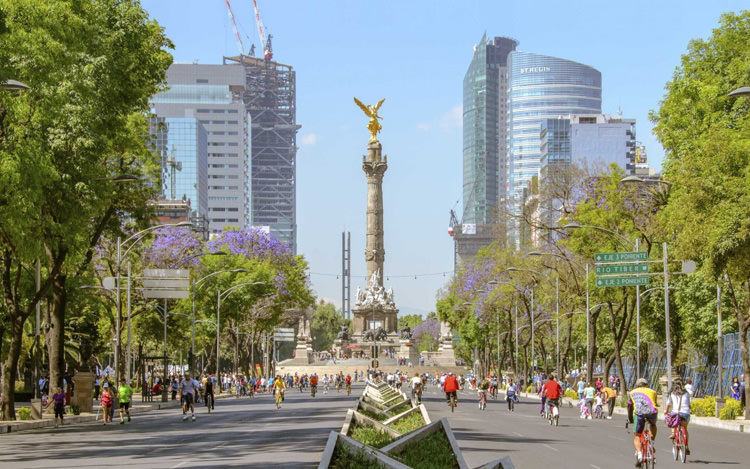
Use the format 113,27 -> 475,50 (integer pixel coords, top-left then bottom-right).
665,377 -> 692,455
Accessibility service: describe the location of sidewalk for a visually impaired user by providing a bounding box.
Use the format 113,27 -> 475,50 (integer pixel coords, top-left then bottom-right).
502,388 -> 748,434
0,391 -> 237,435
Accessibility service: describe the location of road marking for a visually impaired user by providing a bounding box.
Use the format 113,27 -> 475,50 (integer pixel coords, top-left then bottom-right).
590,465 -> 603,469
543,443 -> 559,452
513,431 -> 523,437
171,462 -> 186,468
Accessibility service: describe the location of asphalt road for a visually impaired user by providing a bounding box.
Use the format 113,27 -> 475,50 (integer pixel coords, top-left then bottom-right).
421,384 -> 749,468
0,386 -> 360,469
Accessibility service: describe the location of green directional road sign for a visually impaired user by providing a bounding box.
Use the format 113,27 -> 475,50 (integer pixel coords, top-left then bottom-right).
595,264 -> 649,275
594,251 -> 648,263
595,276 -> 649,287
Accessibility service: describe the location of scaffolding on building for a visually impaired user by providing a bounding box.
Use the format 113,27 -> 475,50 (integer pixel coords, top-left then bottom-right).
223,54 -> 300,253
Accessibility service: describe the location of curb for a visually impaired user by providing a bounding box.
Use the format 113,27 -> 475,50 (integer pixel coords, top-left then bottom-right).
0,392 -> 237,435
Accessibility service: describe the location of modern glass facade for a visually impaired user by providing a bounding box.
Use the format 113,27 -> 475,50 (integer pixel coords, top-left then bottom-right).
155,118 -> 208,217
508,52 -> 601,243
462,35 -> 517,225
150,64 -> 249,234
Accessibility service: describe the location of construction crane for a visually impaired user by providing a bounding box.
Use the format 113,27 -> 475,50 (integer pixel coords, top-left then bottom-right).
252,0 -> 273,60
166,147 -> 182,200
225,0 -> 245,55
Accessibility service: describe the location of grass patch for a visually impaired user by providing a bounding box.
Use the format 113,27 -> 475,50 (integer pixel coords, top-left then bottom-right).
329,442 -> 385,469
395,429 -> 459,469
387,411 -> 425,434
349,423 -> 396,449
358,407 -> 387,422
387,401 -> 411,416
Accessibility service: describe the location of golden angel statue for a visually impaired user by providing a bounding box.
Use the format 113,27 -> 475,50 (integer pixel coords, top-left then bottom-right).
354,97 -> 385,142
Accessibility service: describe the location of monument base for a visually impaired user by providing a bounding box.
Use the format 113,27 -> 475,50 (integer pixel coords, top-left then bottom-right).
72,371 -> 95,413
433,340 -> 457,367
287,337 -> 313,365
398,339 -> 420,364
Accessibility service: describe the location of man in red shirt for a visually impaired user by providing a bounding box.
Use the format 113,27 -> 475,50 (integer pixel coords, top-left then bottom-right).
443,372 -> 460,407
541,375 -> 562,415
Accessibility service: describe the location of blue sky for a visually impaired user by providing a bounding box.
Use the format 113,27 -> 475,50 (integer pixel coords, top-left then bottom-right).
141,0 -> 746,315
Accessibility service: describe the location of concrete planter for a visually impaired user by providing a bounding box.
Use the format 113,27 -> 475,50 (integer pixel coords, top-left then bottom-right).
318,431 -> 410,469
383,403 -> 431,427
381,418 -> 469,469
474,457 -> 515,469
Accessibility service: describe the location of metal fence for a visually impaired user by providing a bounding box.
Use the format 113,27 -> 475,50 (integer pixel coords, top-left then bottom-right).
613,332 -> 748,396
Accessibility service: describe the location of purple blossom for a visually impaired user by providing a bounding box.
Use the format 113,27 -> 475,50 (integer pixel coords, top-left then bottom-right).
412,318 -> 440,342
207,227 -> 292,264
143,226 -> 205,268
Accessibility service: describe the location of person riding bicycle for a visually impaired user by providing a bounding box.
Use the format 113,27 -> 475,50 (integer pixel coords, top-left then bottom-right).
310,373 -> 318,396
444,371 -> 460,407
628,377 -> 659,467
273,374 -> 286,400
477,376 -> 490,406
410,373 -> 423,404
665,376 -> 691,456
204,374 -> 215,410
541,374 -> 562,417
489,375 -> 498,398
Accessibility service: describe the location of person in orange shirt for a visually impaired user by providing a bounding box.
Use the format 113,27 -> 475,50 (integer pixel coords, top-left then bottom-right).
443,372 -> 460,407
601,385 -> 617,418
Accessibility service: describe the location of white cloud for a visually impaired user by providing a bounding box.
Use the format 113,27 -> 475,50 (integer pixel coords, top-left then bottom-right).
439,104 -> 462,128
300,133 -> 317,145
417,123 -> 431,131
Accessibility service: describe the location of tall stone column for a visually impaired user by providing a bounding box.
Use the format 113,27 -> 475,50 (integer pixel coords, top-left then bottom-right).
362,141 -> 387,286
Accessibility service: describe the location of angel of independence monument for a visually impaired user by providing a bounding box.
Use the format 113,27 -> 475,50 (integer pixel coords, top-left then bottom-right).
335,98 -> 417,363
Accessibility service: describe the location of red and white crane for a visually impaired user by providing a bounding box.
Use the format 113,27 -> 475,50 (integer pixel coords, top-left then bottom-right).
252,0 -> 273,60
224,0 -> 245,55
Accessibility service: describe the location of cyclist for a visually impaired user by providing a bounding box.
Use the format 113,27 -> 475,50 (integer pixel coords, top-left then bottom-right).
310,373 -> 318,397
489,375 -> 498,399
628,377 -> 659,467
541,374 -> 562,419
273,374 -> 286,406
323,374 -> 330,394
204,374 -> 215,411
179,371 -> 200,422
443,371 -> 460,408
506,378 -> 517,411
477,375 -> 490,409
345,374 -> 352,395
410,372 -> 423,404
665,376 -> 691,455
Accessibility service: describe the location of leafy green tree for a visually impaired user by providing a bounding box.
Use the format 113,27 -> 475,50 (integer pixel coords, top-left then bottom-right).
650,11 -> 750,416
0,0 -> 172,419
310,301 -> 349,352
398,314 -> 423,330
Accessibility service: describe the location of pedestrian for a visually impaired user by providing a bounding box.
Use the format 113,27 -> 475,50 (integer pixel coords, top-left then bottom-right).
117,378 -> 133,424
731,376 -> 741,400
94,375 -> 101,400
740,374 -> 746,409
100,383 -> 113,425
577,377 -> 585,401
684,378 -> 695,397
52,386 -> 66,428
583,382 -> 596,418
601,384 -> 617,418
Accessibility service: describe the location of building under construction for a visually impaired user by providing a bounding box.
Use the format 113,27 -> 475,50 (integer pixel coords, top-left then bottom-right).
224,54 -> 300,254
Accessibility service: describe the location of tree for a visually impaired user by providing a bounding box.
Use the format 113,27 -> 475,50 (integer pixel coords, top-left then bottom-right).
398,314 -> 423,331
0,0 -> 172,419
310,301 -> 348,352
650,11 -> 750,417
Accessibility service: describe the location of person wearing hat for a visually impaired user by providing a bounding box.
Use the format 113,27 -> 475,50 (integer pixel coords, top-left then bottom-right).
100,383 -> 113,425
628,377 -> 659,467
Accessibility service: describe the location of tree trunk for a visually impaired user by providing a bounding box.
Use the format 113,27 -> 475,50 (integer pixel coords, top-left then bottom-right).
46,274 -> 67,389
0,314 -> 25,420
587,309 -> 601,384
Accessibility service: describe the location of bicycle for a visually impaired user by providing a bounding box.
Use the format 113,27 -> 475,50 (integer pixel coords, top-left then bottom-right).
507,394 -> 515,412
594,405 -> 604,419
411,386 -> 423,406
478,391 -> 487,410
672,422 -> 687,463
548,400 -> 559,427
204,392 -> 214,413
311,385 -> 316,398
346,383 -> 351,396
627,421 -> 656,469
275,390 -> 284,409
449,392 -> 457,412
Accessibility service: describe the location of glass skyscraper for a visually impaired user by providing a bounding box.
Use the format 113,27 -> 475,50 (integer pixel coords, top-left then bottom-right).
151,117 -> 209,217
507,52 -> 601,243
462,35 -> 518,226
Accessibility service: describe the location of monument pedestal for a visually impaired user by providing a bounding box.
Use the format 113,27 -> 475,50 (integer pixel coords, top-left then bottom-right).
398,339 -> 420,364
72,371 -> 95,413
433,338 -> 457,367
